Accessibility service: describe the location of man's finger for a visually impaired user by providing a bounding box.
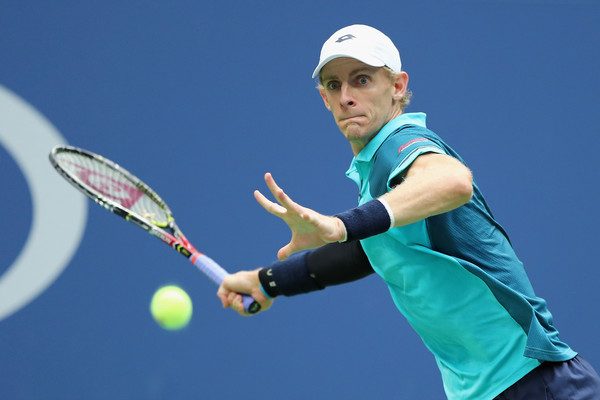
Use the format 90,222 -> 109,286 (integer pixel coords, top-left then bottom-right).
265,173 -> 301,211
265,173 -> 289,204
217,288 -> 230,308
254,190 -> 287,215
277,246 -> 291,261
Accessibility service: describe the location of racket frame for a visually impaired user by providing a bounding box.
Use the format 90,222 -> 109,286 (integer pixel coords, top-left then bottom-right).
49,145 -> 260,314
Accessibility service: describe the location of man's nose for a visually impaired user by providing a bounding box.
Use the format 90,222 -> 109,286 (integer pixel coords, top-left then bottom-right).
340,83 -> 355,107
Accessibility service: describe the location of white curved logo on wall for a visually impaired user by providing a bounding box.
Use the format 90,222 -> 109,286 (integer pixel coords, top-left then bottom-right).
0,85 -> 87,321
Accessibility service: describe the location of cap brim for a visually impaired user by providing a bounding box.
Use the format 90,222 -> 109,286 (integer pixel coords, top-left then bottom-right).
311,53 -> 386,79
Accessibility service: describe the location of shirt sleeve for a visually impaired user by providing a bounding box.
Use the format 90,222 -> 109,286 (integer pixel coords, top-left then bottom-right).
369,127 -> 447,197
389,136 -> 446,185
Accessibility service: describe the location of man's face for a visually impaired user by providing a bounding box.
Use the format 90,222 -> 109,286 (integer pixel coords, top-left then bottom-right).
319,57 -> 406,155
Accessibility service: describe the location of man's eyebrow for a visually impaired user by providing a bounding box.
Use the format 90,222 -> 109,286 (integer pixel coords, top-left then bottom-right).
322,66 -> 379,82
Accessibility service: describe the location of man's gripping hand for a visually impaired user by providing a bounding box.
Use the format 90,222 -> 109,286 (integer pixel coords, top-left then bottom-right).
217,270 -> 273,316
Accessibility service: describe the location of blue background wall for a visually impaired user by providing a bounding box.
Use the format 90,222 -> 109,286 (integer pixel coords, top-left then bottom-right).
1,1 -> 599,399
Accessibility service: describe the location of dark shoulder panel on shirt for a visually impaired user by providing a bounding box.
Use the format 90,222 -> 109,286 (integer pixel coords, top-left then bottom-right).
369,125 -> 447,198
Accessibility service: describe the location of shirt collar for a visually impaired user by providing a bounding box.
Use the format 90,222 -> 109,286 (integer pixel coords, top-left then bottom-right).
354,112 -> 427,162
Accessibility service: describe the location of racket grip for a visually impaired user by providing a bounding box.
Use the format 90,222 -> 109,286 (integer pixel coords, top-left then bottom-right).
190,253 -> 261,314
242,294 -> 261,314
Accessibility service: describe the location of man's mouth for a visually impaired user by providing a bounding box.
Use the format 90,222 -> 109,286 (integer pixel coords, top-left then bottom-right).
340,115 -> 364,123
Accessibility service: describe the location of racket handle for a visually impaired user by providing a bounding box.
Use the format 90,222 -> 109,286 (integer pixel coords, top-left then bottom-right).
190,253 -> 261,314
242,294 -> 261,314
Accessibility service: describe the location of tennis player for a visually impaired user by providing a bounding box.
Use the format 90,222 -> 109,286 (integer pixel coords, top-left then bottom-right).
217,24 -> 600,399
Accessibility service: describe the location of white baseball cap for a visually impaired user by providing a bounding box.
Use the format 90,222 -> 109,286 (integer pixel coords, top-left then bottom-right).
312,24 -> 402,79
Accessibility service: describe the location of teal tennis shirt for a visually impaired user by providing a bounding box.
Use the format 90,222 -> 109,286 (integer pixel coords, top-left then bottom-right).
346,113 -> 576,400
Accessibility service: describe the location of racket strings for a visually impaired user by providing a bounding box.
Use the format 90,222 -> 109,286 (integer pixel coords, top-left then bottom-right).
54,150 -> 171,225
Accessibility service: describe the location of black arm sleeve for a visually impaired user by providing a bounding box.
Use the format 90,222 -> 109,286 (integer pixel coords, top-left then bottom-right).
258,241 -> 374,297
307,241 -> 374,287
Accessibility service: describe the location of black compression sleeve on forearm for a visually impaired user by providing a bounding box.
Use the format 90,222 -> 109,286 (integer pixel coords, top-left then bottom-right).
258,241 -> 374,298
258,252 -> 323,297
307,241 -> 374,287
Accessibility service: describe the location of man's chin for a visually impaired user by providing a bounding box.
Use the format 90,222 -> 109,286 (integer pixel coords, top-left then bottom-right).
340,121 -> 363,135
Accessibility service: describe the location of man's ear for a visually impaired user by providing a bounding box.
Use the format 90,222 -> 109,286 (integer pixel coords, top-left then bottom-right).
319,87 -> 332,111
392,71 -> 409,101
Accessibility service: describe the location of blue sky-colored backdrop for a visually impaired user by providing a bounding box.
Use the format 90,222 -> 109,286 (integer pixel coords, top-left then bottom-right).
1,1 -> 599,399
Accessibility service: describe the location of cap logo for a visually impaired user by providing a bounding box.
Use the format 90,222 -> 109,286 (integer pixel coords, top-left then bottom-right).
335,34 -> 355,43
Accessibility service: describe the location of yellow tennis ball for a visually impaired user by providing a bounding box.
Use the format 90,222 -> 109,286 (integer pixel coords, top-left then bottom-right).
150,285 -> 193,330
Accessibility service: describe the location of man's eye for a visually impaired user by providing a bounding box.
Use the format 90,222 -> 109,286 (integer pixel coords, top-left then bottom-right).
358,76 -> 369,84
327,82 -> 340,90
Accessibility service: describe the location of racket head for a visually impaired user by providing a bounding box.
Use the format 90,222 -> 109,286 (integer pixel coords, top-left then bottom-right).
50,145 -> 260,313
49,145 -> 173,230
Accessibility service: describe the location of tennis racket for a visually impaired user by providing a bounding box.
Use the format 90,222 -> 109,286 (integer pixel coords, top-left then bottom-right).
49,145 -> 260,314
